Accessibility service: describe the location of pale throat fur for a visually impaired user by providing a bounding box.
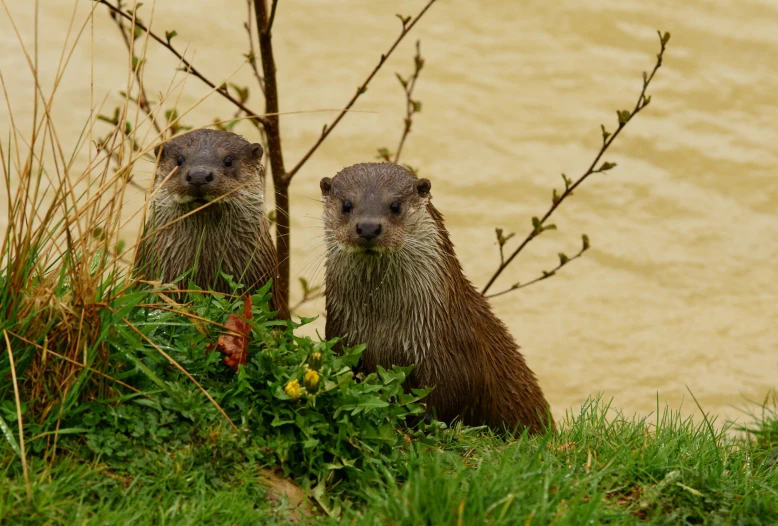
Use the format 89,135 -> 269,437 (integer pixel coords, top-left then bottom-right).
322,165 -> 450,375
145,196 -> 270,288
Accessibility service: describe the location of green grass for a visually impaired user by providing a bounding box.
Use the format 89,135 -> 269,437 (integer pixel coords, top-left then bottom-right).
2,398 -> 778,524
0,233 -> 776,524
1,233 -> 776,525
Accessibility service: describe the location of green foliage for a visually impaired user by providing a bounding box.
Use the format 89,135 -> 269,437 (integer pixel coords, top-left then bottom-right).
0,455 -> 300,525
3,394 -> 778,524
355,399 -> 778,525
1,276 -> 428,506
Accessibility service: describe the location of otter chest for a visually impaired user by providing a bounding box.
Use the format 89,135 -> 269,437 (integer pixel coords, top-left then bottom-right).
327,252 -> 445,368
152,208 -> 262,289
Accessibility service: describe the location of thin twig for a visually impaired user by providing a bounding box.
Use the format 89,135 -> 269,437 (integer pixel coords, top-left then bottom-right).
288,276 -> 324,314
96,0 -> 269,127
481,31 -> 670,296
289,293 -> 324,313
244,0 -> 265,94
485,250 -> 585,299
286,0 -> 438,182
394,40 -> 423,163
266,0 -> 279,33
109,7 -> 163,135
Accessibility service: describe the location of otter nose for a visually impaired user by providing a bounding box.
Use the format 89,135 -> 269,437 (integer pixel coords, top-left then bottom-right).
356,222 -> 382,241
186,169 -> 214,187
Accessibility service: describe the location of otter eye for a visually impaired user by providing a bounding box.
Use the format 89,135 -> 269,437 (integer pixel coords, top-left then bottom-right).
389,201 -> 401,215
177,155 -> 185,166
223,156 -> 233,167
342,200 -> 353,214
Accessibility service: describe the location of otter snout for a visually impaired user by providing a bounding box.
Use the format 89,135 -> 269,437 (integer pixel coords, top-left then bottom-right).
356,222 -> 382,242
186,169 -> 214,188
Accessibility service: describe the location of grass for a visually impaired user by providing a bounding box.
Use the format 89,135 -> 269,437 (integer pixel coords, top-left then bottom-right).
2,387 -> 778,524
1,2 -> 777,525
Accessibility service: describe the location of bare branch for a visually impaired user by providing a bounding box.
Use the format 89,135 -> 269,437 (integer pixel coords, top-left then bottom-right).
485,237 -> 589,299
254,0 -> 290,311
267,0 -> 279,33
393,40 -> 424,163
481,31 -> 670,296
289,278 -> 324,313
108,7 -> 163,135
244,0 -> 265,94
286,0 -> 438,182
96,0 -> 269,127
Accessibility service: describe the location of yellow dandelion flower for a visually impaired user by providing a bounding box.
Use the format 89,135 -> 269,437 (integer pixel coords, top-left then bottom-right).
303,369 -> 320,393
308,351 -> 323,371
284,378 -> 302,400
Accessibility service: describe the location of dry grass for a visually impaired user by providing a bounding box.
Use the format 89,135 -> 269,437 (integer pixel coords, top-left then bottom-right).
0,0 -> 244,450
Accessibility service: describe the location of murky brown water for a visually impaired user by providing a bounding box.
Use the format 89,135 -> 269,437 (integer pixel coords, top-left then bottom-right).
2,0 -> 777,424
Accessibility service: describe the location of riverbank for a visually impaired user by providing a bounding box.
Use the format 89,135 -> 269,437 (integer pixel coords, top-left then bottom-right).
3,396 -> 776,524
1,286 -> 776,525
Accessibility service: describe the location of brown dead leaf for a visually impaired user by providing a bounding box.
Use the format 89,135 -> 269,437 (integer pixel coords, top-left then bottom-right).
259,468 -> 316,522
212,296 -> 252,371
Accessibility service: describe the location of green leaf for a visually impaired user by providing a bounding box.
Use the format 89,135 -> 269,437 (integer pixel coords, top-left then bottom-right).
229,83 -> 249,103
598,161 -> 617,172
0,413 -> 21,458
376,147 -> 392,161
112,327 -> 168,391
345,396 -> 390,412
558,253 -> 569,265
582,234 -> 590,251
165,30 -> 177,44
676,482 -> 703,497
395,14 -> 411,26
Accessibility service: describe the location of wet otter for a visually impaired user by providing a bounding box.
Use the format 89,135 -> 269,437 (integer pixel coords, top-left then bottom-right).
135,129 -> 287,318
320,163 -> 552,433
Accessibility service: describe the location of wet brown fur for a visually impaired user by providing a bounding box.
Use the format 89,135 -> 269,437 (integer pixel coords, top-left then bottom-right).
320,163 -> 552,434
134,129 -> 288,318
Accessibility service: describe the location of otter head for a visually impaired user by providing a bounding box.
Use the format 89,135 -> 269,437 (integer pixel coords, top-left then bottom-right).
153,129 -> 264,207
320,163 -> 432,254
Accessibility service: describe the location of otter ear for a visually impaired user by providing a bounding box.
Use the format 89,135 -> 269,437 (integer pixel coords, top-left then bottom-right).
154,143 -> 165,158
248,143 -> 264,160
320,177 -> 332,196
416,178 -> 431,197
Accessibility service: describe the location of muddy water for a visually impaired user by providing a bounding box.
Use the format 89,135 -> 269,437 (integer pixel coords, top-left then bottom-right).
2,1 -> 777,424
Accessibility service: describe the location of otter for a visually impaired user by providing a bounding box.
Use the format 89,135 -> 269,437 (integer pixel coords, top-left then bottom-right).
320,163 -> 552,434
135,129 -> 288,319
